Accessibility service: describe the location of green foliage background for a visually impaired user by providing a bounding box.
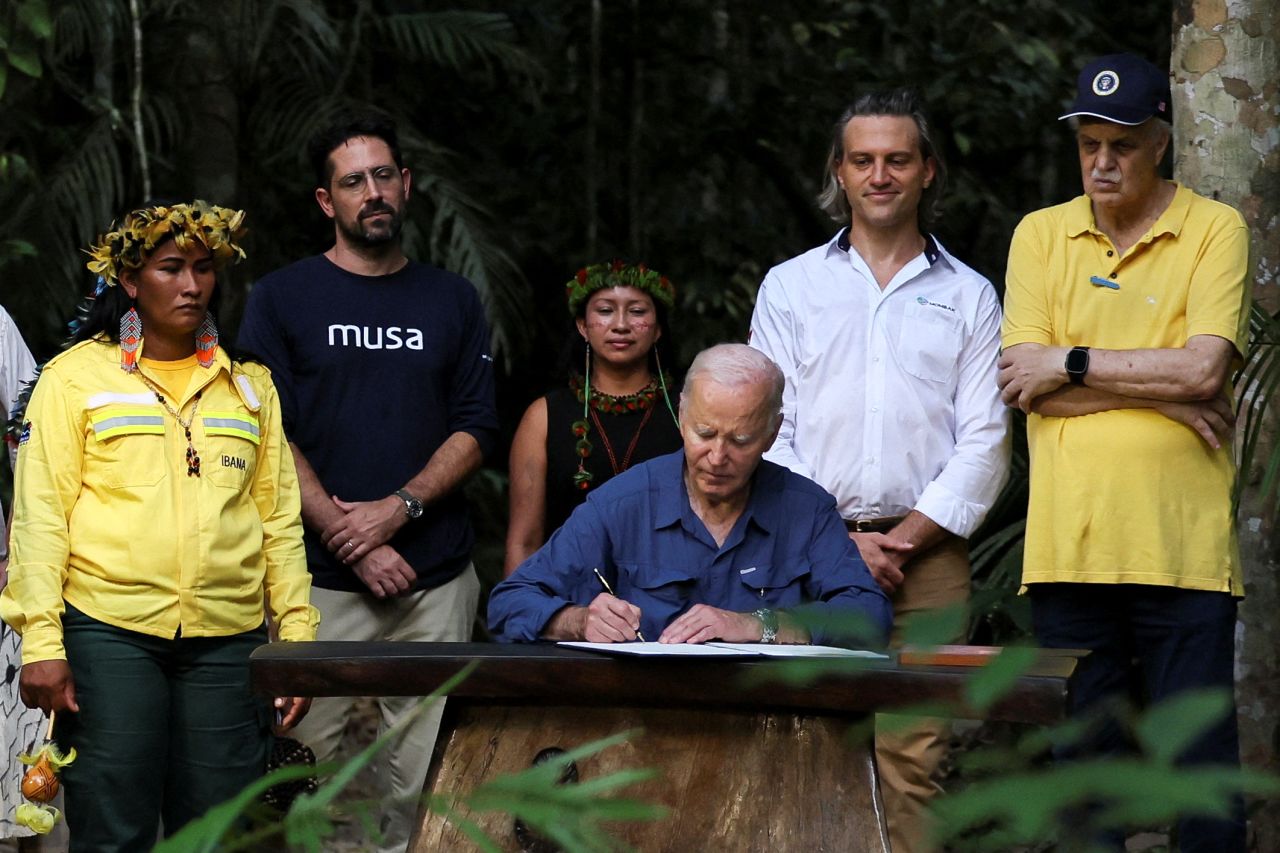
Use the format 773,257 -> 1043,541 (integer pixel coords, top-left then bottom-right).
5,4 -> 1280,847
0,0 -> 1177,632
0,0 -> 1170,360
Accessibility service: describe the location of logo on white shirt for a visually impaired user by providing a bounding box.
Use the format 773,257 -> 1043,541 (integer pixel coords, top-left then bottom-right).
916,296 -> 956,313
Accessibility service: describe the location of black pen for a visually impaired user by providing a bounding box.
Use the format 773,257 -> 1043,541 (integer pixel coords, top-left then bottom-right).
593,568 -> 646,642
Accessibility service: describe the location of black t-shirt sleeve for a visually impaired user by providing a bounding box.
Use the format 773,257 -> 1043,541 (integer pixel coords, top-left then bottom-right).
447,284 -> 498,459
237,279 -> 299,434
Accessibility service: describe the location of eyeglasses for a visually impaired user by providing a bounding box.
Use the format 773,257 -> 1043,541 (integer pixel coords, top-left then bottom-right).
334,166 -> 401,193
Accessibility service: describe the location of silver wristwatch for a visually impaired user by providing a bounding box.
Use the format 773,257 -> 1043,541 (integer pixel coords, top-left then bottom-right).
395,488 -> 424,519
753,608 -> 779,644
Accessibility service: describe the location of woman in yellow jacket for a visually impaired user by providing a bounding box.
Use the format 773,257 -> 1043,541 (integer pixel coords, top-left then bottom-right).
0,201 -> 318,850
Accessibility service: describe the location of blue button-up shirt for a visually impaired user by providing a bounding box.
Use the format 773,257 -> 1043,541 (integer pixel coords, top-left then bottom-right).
488,451 -> 891,646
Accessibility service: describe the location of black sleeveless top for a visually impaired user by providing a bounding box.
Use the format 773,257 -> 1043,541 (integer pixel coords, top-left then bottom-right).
543,383 -> 683,536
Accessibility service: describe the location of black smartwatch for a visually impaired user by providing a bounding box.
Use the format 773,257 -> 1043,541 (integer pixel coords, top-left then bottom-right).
1065,346 -> 1090,385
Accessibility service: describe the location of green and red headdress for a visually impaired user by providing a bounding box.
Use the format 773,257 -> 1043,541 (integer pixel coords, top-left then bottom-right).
565,260 -> 675,316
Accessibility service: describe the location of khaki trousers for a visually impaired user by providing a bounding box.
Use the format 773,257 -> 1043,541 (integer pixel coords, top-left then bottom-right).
875,537 -> 970,853
292,565 -> 480,853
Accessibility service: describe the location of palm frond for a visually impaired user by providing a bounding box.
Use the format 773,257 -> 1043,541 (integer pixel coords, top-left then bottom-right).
1236,301 -> 1280,505
138,96 -> 181,172
243,77 -> 336,170
242,0 -> 340,79
402,140 -> 530,370
49,0 -> 126,64
0,111 -> 129,327
372,11 -> 541,82
45,115 -> 128,247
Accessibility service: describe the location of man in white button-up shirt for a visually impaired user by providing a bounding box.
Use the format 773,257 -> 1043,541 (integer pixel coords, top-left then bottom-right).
749,89 -> 1010,852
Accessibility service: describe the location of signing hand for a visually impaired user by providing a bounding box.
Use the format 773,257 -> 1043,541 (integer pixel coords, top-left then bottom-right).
850,531 -> 914,595
659,604 -> 761,644
273,696 -> 312,733
1157,394 -> 1236,449
997,345 -> 1068,413
321,496 -> 405,565
352,545 -> 417,599
19,660 -> 79,714
582,593 -> 644,643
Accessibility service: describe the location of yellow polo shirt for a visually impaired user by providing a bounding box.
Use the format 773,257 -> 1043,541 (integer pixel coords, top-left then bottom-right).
1003,183 -> 1250,593
1,338 -> 319,663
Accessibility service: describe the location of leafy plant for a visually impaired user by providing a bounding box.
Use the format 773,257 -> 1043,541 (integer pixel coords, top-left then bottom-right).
0,0 -> 53,99
155,662 -> 664,852
1236,302 -> 1280,507
0,0 -> 540,363
934,687 -> 1280,849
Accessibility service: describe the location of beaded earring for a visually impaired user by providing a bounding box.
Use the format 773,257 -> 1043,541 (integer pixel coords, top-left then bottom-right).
572,343 -> 594,490
196,313 -> 219,368
119,307 -> 142,373
654,349 -> 679,428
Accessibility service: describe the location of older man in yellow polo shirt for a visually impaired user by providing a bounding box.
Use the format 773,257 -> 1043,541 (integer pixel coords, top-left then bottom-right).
997,54 -> 1249,851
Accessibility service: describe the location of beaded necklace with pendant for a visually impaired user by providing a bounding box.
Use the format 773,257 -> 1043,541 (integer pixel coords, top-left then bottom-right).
135,373 -> 203,477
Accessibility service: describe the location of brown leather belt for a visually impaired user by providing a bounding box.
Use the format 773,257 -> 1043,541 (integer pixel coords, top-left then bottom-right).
844,515 -> 907,534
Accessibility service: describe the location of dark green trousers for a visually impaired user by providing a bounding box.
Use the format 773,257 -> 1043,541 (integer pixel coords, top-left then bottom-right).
60,604 -> 271,852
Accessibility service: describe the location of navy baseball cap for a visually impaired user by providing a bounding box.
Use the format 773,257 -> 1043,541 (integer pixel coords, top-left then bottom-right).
1059,53 -> 1172,125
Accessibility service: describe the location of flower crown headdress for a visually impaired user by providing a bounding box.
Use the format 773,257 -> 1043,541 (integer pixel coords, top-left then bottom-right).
565,260 -> 676,316
85,201 -> 247,287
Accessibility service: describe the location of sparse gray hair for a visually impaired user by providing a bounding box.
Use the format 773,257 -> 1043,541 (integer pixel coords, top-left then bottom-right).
817,88 -> 947,228
1066,115 -> 1171,141
1067,115 -> 1172,174
679,344 -> 784,427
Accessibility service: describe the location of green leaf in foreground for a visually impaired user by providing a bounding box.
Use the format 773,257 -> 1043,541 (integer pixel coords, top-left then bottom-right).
1133,688 -> 1234,765
963,646 -> 1037,713
932,760 -> 1280,846
900,603 -> 969,647
280,663 -> 478,851
154,662 -> 479,853
440,729 -> 668,852
150,763 -> 333,853
155,663 -> 665,853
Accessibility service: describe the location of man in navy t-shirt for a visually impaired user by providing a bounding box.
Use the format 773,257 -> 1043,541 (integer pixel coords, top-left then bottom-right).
238,112 -> 497,853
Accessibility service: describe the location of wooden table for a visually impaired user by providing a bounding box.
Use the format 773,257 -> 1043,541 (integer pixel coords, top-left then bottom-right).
252,642 -> 1079,852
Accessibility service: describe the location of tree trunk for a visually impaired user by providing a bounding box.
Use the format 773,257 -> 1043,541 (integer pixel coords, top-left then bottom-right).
1171,1 -> 1279,849
173,5 -> 243,319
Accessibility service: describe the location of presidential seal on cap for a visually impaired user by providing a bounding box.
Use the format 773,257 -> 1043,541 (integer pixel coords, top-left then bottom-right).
1059,53 -> 1172,126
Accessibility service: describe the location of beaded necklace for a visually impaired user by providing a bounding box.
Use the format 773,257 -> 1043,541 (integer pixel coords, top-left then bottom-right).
570,372 -> 676,491
569,373 -> 665,415
135,372 -> 203,477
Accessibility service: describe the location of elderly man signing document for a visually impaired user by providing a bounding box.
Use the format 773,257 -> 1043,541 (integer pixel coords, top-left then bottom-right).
489,343 -> 891,647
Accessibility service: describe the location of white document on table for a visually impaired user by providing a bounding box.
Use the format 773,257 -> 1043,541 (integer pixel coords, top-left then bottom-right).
710,643 -> 888,659
558,641 -> 886,659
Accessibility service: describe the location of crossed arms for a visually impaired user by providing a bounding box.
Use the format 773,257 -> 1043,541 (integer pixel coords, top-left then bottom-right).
996,336 -> 1237,447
